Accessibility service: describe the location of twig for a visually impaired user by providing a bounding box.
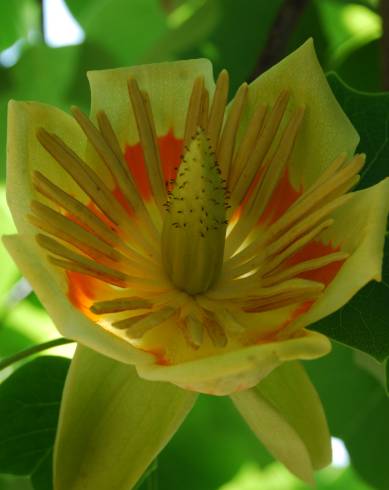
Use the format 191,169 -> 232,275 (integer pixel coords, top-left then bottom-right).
0,338 -> 74,372
250,0 -> 310,81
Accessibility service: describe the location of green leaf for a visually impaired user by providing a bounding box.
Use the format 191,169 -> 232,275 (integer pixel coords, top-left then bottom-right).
157,395 -> 273,490
65,0 -> 168,66
312,74 -> 389,364
179,0 -> 283,93
306,343 -> 389,490
0,356 -> 70,490
0,0 -> 39,51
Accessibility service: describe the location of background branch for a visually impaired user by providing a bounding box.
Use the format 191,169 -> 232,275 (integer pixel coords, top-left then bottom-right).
250,0 -> 310,81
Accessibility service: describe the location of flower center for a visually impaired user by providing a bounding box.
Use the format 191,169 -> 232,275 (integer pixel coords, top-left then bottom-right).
161,129 -> 227,295
28,67 -> 365,362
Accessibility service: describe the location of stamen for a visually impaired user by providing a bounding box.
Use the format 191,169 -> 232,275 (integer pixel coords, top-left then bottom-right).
261,251 -> 349,287
37,129 -> 124,226
72,107 -> 151,221
231,90 -> 290,208
229,103 -> 268,188
90,297 -> 152,314
203,313 -> 228,347
33,171 -> 121,247
207,69 -> 229,150
38,234 -> 131,287
127,78 -> 166,209
183,76 -> 205,147
268,155 -> 364,240
180,315 -> 204,349
217,82 -> 248,180
266,194 -> 352,258
96,110 -> 160,234
113,308 -> 175,338
243,281 -> 324,313
262,219 -> 334,276
226,106 -> 304,256
30,202 -> 122,262
199,87 -> 209,130
306,152 -> 348,193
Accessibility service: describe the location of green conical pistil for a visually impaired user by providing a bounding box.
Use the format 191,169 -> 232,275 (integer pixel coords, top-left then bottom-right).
161,128 -> 227,295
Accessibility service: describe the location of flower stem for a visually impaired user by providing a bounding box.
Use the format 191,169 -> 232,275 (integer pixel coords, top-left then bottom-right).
0,338 -> 74,372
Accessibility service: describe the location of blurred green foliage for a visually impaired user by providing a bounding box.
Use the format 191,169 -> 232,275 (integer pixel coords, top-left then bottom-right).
0,0 -> 388,489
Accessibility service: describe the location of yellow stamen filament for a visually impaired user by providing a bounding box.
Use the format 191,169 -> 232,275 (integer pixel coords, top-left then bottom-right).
39,235 -> 131,287
32,171 -> 158,272
226,106 -> 304,256
261,251 -> 349,287
270,154 -> 365,241
181,315 -> 204,349
95,110 -> 160,234
203,314 -> 228,347
90,297 -> 152,314
71,107 -> 152,224
37,128 -> 158,256
33,171 -> 120,246
306,152 -> 348,194
217,82 -> 248,180
48,256 -> 128,287
225,218 -> 333,281
225,193 -> 350,284
229,103 -> 268,188
207,69 -> 229,150
231,90 -> 290,209
243,284 -> 323,313
127,78 -> 166,210
113,308 -> 175,338
30,202 -> 122,263
37,129 -> 123,226
199,86 -> 210,130
261,219 -> 334,276
183,76 -> 205,147
266,195 -> 352,257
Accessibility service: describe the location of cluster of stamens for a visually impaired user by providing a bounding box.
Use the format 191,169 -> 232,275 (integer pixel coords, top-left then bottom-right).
28,67 -> 364,358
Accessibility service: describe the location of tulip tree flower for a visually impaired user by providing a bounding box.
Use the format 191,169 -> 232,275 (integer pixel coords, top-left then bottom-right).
3,40 -> 389,489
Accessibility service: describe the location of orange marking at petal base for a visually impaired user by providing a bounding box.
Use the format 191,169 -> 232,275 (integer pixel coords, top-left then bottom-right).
159,130 -> 183,191
67,271 -> 101,319
124,131 -> 183,200
139,346 -> 171,366
259,168 -> 302,226
287,240 -> 345,286
233,168 -> 301,227
113,186 -> 134,217
125,143 -> 152,200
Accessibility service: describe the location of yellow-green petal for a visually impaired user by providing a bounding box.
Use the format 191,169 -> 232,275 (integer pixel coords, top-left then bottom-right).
136,330 -> 331,395
231,361 -> 331,484
54,345 -> 196,490
288,177 -> 389,334
3,235 -> 152,365
244,39 -> 359,187
6,100 -> 89,237
88,58 -> 215,145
